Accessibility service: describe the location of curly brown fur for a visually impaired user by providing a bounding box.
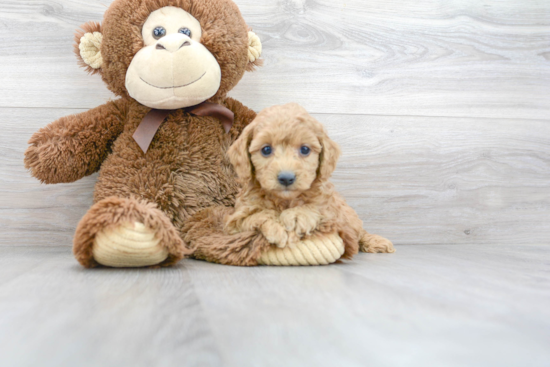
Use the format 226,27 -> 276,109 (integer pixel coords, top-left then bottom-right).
74,196 -> 192,268
245,58 -> 264,72
225,103 -> 395,258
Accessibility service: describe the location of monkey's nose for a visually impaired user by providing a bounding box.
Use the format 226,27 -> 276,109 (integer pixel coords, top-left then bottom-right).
278,171 -> 296,187
156,34 -> 191,53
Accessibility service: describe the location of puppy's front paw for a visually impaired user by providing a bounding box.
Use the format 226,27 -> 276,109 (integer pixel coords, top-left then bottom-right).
261,221 -> 289,248
280,208 -> 320,237
286,231 -> 301,248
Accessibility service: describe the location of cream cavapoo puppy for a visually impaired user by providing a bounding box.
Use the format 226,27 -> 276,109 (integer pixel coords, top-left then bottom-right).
224,103 -> 395,258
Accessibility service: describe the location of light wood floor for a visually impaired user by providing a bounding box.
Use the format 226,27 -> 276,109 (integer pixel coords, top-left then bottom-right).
1,245 -> 549,367
0,0 -> 549,366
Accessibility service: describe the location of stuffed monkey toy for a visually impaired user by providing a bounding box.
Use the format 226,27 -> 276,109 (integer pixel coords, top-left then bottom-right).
24,0 -> 344,267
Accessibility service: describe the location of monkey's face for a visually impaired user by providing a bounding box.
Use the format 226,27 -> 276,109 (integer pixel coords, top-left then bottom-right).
125,7 -> 222,109
75,0 -> 261,104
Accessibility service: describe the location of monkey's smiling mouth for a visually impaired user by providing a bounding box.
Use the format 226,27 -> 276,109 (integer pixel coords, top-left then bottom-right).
140,71 -> 206,89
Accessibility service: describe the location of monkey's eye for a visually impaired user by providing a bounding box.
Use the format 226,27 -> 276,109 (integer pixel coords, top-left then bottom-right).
153,27 -> 166,40
261,145 -> 273,157
300,146 -> 311,156
179,28 -> 192,37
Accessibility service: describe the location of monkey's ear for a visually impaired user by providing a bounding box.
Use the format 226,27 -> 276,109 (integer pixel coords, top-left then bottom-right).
246,30 -> 263,72
74,22 -> 103,74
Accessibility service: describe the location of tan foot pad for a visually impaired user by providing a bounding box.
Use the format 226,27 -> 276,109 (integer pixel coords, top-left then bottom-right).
258,233 -> 344,266
92,222 -> 169,267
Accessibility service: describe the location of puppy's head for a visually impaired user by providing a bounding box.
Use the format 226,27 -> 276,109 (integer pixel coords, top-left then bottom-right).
228,103 -> 341,199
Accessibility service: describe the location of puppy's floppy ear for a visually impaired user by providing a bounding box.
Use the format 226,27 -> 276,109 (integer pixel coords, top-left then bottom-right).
74,21 -> 103,74
317,130 -> 341,181
228,123 -> 256,182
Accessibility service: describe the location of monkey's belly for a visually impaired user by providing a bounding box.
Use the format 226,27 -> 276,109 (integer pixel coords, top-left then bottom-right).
93,123 -> 238,228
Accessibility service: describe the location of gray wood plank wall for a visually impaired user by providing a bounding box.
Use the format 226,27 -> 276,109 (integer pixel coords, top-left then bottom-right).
1,0 -> 549,247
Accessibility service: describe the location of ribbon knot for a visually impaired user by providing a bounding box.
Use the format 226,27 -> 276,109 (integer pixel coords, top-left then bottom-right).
133,101 -> 235,154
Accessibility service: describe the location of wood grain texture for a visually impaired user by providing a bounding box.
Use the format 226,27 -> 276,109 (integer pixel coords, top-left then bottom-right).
321,113 -> 550,245
0,247 -> 223,367
0,0 -> 548,119
3,108 -> 549,247
0,245 -> 549,367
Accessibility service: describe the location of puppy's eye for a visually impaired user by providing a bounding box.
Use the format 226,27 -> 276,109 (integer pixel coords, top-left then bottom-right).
179,28 -> 192,37
261,145 -> 273,157
300,146 -> 311,156
153,27 -> 166,39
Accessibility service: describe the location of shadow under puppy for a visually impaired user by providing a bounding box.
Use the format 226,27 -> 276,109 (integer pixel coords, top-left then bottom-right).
225,103 -> 395,259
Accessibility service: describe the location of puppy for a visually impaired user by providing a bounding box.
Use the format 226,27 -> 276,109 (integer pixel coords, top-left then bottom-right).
225,103 -> 394,258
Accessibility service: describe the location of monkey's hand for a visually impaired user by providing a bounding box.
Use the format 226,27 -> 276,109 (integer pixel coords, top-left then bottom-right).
24,100 -> 127,184
25,129 -> 85,184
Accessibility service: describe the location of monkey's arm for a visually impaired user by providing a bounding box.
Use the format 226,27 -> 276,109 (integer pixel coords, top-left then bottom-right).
24,99 -> 129,184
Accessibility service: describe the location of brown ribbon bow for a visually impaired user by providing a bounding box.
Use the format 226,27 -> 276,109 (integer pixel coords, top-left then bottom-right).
133,101 -> 235,154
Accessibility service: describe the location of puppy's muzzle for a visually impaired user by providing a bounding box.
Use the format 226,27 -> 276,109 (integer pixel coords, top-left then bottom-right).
278,171 -> 296,187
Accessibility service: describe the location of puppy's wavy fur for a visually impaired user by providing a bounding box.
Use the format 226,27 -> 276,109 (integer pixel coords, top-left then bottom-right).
225,103 -> 395,258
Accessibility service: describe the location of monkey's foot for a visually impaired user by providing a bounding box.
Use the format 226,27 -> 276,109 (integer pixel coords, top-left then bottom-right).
258,233 -> 344,266
73,197 -> 191,268
92,222 -> 169,267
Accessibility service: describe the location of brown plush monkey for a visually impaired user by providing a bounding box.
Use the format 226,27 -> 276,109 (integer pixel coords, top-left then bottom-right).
24,0 -> 264,268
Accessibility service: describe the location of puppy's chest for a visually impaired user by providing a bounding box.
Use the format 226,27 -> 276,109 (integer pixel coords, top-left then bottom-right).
257,198 -> 308,213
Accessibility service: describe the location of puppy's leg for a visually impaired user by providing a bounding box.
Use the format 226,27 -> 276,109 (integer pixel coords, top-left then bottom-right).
359,230 -> 395,253
260,219 -> 289,249
227,209 -> 289,248
224,207 -> 256,234
280,206 -> 321,238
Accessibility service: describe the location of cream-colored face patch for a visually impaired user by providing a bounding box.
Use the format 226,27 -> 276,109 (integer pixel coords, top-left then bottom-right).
126,6 -> 221,109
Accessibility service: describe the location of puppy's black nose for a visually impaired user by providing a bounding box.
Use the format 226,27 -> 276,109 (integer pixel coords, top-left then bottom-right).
278,171 -> 296,187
